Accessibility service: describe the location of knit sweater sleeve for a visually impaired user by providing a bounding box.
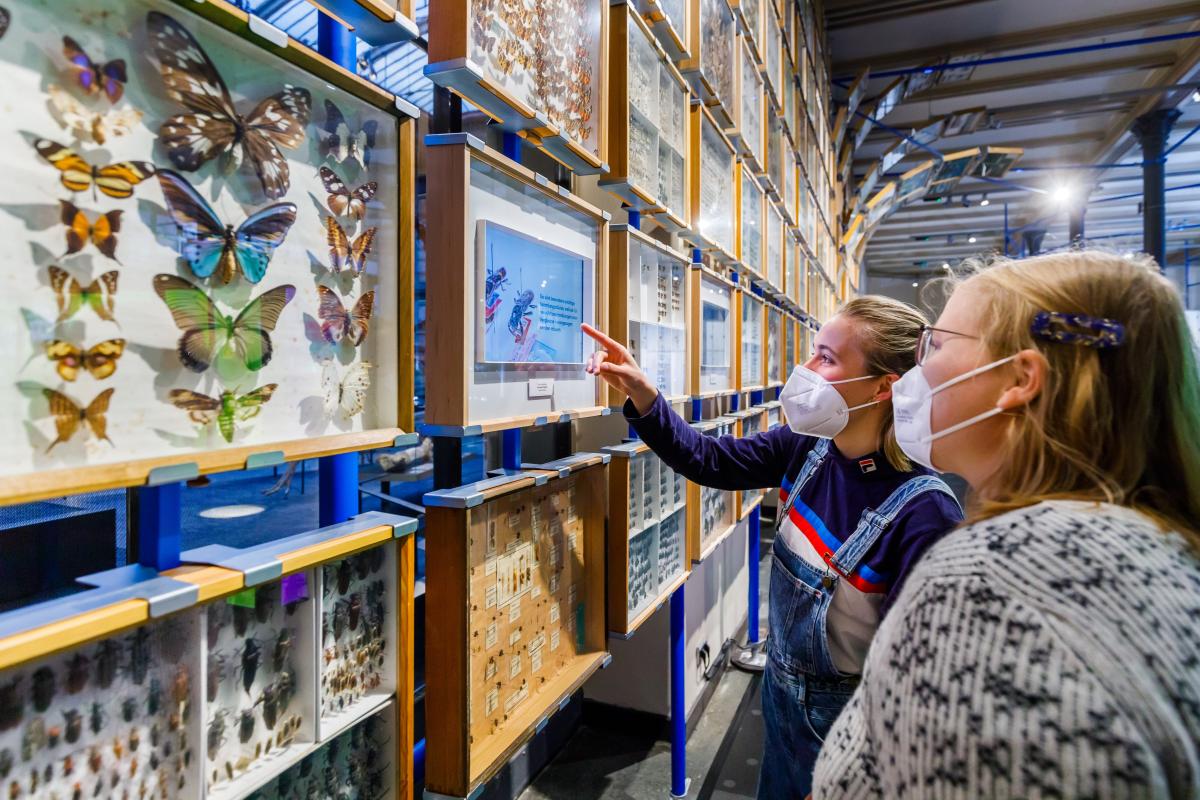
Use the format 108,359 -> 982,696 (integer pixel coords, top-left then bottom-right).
812,515 -> 1183,798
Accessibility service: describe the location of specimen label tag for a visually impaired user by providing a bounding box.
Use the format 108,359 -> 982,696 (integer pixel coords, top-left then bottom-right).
281,574 -> 308,604
528,379 -> 554,398
226,588 -> 256,608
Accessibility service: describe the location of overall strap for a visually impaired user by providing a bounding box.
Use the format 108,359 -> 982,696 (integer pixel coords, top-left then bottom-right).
830,475 -> 960,576
777,438 -> 831,529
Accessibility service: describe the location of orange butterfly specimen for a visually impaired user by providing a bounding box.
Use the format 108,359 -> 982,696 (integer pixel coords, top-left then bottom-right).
34,139 -> 154,200
325,217 -> 377,275
317,286 -> 374,346
60,201 -> 121,261
45,339 -> 125,381
48,266 -> 118,323
43,387 -> 114,452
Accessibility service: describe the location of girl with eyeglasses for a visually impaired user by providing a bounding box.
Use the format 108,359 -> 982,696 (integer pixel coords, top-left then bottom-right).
582,296 -> 964,798
813,251 -> 1200,797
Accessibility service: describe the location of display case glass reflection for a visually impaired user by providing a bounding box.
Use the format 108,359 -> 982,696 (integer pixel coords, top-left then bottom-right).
735,36 -> 765,169
688,416 -> 737,561
766,305 -> 783,386
740,166 -> 765,279
692,106 -> 737,259
766,200 -> 784,293
740,291 -> 764,391
624,232 -> 688,400
694,0 -> 736,122
694,270 -> 734,394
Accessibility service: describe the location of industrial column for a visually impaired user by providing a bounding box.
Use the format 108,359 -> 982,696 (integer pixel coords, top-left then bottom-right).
1131,108 -> 1182,267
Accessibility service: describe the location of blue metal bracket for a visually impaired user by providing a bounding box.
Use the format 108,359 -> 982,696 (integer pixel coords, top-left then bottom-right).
627,208 -> 641,230
669,583 -> 689,798
137,482 -> 182,571
748,505 -> 761,645
319,451 -> 359,527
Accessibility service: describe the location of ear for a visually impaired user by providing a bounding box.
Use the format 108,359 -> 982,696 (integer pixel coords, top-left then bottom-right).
995,349 -> 1045,410
873,373 -> 899,402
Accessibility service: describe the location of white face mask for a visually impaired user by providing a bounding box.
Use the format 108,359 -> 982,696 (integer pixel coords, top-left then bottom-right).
780,365 -> 881,439
892,354 -> 1017,471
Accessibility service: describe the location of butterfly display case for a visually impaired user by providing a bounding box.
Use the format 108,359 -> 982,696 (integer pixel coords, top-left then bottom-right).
0,0 -> 416,506
689,266 -> 736,397
738,162 -> 765,281
635,0 -> 691,65
0,511 -> 419,800
423,134 -> 608,435
426,0 -> 609,175
688,102 -> 737,262
680,0 -> 736,128
601,1 -> 691,230
729,33 -> 765,172
685,416 -> 738,563
603,441 -> 689,636
608,225 -> 690,408
727,406 -> 766,516
730,0 -> 764,64
763,2 -> 785,113
766,304 -> 783,388
423,460 -> 608,798
738,289 -> 764,393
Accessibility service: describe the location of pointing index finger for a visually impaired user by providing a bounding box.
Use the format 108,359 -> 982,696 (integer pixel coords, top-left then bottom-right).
580,323 -> 623,353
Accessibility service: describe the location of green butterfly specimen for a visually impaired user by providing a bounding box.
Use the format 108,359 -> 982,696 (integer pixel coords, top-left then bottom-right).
169,383 -> 277,442
49,265 -> 118,322
153,274 -> 294,372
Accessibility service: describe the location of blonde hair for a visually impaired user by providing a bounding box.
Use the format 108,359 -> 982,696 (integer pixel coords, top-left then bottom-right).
838,295 -> 929,471
954,250 -> 1200,546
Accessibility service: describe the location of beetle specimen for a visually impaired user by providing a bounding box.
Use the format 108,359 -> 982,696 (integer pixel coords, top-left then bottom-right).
171,664 -> 189,706
258,683 -> 279,731
237,709 -> 255,744
254,584 -> 275,625
0,676 -> 22,734
206,710 -> 228,761
63,709 -> 82,744
120,697 -> 137,724
0,750 -> 10,779
337,558 -> 352,595
20,717 -> 44,762
272,628 -> 293,673
368,544 -> 385,575
146,678 -> 162,716
347,593 -> 362,632
127,628 -> 151,686
87,747 -> 101,774
206,602 -> 228,646
332,601 -> 349,640
240,638 -> 262,694
88,702 -> 105,735
232,605 -> 252,638
66,653 -> 91,695
31,668 -> 54,713
207,652 -> 226,703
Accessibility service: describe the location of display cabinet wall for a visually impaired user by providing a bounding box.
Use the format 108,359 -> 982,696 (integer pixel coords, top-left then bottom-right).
789,230 -> 804,309
681,0 -> 737,128
426,0 -> 609,174
423,134 -> 609,435
762,398 -> 783,430
689,266 -> 737,398
608,225 -> 691,408
603,442 -> 690,636
765,304 -> 784,389
0,0 -> 416,506
737,162 -> 766,283
727,406 -> 767,516
602,1 -> 692,230
730,0 -> 764,65
762,103 -> 784,205
763,1 -> 785,114
423,459 -> 609,798
636,0 -> 692,65
737,289 -> 765,394
785,313 -> 798,376
765,198 -> 785,295
0,512 -> 419,800
688,102 -> 738,263
686,416 -> 738,563
727,33 -> 764,172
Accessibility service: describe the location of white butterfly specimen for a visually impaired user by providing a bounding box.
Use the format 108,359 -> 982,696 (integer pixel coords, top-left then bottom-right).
47,84 -> 142,145
319,99 -> 377,170
322,360 -> 372,418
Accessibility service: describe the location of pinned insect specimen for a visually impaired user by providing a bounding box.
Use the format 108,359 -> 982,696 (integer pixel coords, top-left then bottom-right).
332,602 -> 349,640
63,709 -> 82,744
207,602 -> 229,646
236,710 -> 255,744
67,653 -> 91,694
0,750 -> 9,779
206,711 -> 228,761
348,593 -> 362,632
127,628 -> 151,685
207,652 -> 226,703
88,702 -> 105,735
258,683 -> 279,731
0,681 -> 22,729
21,717 -> 45,761
31,668 -> 54,712
232,605 -> 251,638
337,559 -> 353,595
273,629 -> 292,672
171,664 -> 189,706
146,678 -> 162,716
94,641 -> 119,690
120,697 -> 136,723
240,639 -> 262,694
255,584 -> 275,625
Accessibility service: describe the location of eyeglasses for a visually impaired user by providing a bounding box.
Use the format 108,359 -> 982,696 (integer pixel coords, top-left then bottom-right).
916,324 -> 979,366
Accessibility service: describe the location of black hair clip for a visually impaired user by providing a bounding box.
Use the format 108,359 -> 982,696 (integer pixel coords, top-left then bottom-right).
1030,311 -> 1126,350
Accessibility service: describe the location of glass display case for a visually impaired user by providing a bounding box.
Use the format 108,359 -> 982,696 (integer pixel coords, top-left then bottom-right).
689,103 -> 738,261
732,0 -> 764,62
0,0 -> 414,506
764,1 -> 785,112
603,2 -> 691,228
766,198 -> 785,294
424,136 -> 608,434
427,0 -> 608,174
604,442 -> 690,635
731,34 -> 766,172
740,163 -> 766,280
740,290 -> 765,392
686,416 -> 738,562
766,305 -> 784,387
609,226 -> 691,405
637,0 -> 692,64
729,407 -> 768,516
424,460 -> 608,798
790,230 -> 804,308
683,0 -> 737,127
690,267 -> 736,396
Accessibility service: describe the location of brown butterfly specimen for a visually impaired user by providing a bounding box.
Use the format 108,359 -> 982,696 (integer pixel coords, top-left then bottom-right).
317,286 -> 374,346
43,387 -> 114,452
0,7 -> 10,41
60,201 -> 121,261
319,167 -> 376,221
325,217 -> 377,275
45,339 -> 125,381
48,266 -> 118,323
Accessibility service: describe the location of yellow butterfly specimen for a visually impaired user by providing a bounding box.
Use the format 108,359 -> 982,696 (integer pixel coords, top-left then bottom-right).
45,338 -> 126,381
43,387 -> 114,452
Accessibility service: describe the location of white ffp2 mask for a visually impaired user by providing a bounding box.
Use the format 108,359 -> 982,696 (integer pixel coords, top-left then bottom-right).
891,355 -> 1017,470
780,365 -> 881,439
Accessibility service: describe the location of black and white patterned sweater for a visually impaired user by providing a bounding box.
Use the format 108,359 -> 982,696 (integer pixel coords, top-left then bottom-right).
813,500 -> 1200,799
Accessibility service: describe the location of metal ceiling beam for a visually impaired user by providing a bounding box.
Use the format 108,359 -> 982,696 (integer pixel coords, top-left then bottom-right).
825,0 -> 991,31
831,1 -> 1200,75
901,52 -> 1177,103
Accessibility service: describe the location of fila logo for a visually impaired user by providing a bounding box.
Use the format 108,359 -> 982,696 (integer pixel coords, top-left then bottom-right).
859,458 -> 877,474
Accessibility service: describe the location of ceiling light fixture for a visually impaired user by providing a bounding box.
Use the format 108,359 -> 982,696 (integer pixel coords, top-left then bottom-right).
968,235 -> 977,243
980,194 -> 990,207
911,281 -> 919,287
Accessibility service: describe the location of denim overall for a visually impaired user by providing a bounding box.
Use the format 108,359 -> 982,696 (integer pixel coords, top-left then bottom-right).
757,439 -> 959,798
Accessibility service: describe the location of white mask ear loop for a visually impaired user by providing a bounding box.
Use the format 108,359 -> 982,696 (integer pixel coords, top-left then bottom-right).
834,374 -> 883,414
928,355 -> 1016,398
922,354 -> 1018,444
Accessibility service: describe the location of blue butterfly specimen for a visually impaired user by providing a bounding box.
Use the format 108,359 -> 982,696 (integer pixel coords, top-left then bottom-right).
156,169 -> 297,284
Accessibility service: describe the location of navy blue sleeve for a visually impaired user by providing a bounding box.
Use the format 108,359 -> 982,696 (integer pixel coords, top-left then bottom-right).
623,393 -> 801,491
879,489 -> 965,616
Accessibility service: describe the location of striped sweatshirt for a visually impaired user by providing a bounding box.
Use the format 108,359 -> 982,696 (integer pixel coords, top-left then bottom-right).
624,394 -> 964,673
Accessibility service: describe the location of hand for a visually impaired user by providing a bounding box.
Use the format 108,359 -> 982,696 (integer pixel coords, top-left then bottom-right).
581,323 -> 659,415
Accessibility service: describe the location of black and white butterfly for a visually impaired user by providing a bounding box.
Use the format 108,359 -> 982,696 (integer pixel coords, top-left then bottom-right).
146,11 -> 311,200
320,99 -> 377,170
319,166 -> 376,220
